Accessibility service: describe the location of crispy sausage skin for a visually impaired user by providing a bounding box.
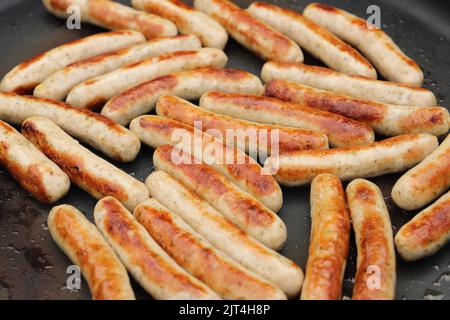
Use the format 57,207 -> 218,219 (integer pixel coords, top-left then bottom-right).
130,115 -> 283,213
0,93 -> 140,163
303,3 -> 423,85
0,30 -> 145,94
301,174 -> 350,300
392,134 -> 450,211
132,0 -> 228,49
346,179 -> 396,300
261,61 -> 437,107
199,91 -> 375,148
42,0 -> 177,39
34,35 -> 201,101
135,199 -> 287,300
48,205 -> 135,300
194,0 -> 303,62
156,95 -> 329,154
22,117 -> 149,211
102,68 -> 263,126
94,196 -> 220,300
146,171 -> 303,297
395,191 -> 450,261
264,80 -> 449,137
0,120 -> 69,203
66,48 -> 228,110
265,134 -> 438,187
248,2 -> 376,78
152,145 -> 287,250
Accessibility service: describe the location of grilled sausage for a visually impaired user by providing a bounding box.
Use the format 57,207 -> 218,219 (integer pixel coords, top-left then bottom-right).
22,117 -> 149,210
156,95 -> 329,154
199,91 -> 375,148
0,120 -> 69,203
66,48 -> 227,109
0,30 -> 145,94
395,191 -> 450,261
303,3 -> 423,85
301,174 -> 350,300
48,205 -> 135,300
261,61 -> 437,107
135,199 -> 287,300
0,93 -> 140,163
42,0 -> 177,39
392,134 -> 450,211
102,68 -> 263,126
346,179 -> 396,300
34,35 -> 201,101
132,0 -> 228,49
146,170 -> 303,297
264,134 -> 438,187
94,196 -> 220,300
153,145 -> 287,250
194,0 -> 303,62
248,2 -> 376,78
264,80 -> 449,137
130,115 -> 283,212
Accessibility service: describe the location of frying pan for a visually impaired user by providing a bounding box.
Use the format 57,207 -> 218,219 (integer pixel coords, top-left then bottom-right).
0,0 -> 449,300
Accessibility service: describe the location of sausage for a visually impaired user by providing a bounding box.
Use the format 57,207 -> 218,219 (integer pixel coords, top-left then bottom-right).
199,91 -> 375,148
0,93 -> 141,163
264,134 -> 438,187
392,134 -> 450,211
261,61 -> 437,107
34,35 -> 201,101
66,48 -> 228,110
42,0 -> 177,39
0,120 -> 69,203
395,191 -> 450,261
22,117 -> 149,211
0,30 -> 145,94
346,179 -> 396,300
248,2 -> 376,78
153,145 -> 287,250
130,115 -> 283,212
146,170 -> 303,297
301,174 -> 350,300
303,3 -> 423,85
134,199 -> 287,300
132,0 -> 228,49
194,0 -> 303,62
102,68 -> 263,126
156,95 -> 328,154
94,196 -> 220,300
264,80 -> 449,137
48,205 -> 135,300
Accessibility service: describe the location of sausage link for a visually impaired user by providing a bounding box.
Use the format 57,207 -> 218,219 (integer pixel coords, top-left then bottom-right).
301,174 -> 350,300
395,191 -> 450,261
135,199 -> 287,300
48,205 -> 135,300
199,91 -> 375,148
194,0 -> 303,62
42,0 -> 177,39
346,179 -> 396,300
392,134 -> 450,210
146,170 -> 303,297
102,68 -> 263,126
22,117 -> 149,210
248,2 -> 376,78
94,196 -> 220,300
132,0 -> 228,48
0,120 -> 69,203
265,134 -> 438,187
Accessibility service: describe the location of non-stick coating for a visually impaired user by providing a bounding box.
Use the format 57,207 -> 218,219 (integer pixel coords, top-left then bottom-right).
0,0 -> 449,300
